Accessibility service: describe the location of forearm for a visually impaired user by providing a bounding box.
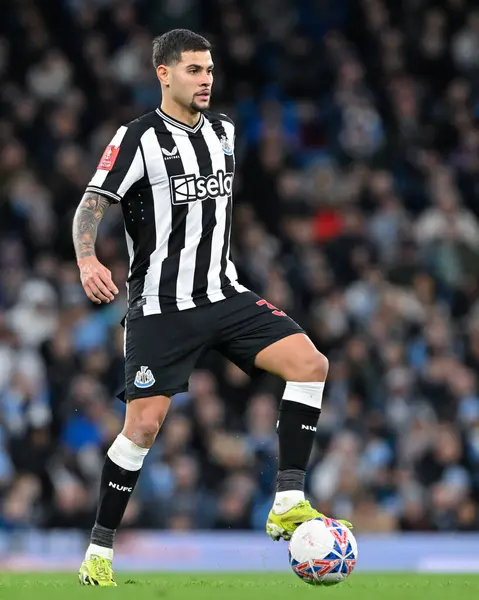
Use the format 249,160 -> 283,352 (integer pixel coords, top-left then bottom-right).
73,192 -> 112,260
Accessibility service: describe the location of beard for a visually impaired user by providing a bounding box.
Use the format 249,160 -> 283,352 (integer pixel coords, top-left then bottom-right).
190,97 -> 210,113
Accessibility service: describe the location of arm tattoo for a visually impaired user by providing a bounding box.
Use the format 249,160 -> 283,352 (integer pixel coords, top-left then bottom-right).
72,192 -> 112,259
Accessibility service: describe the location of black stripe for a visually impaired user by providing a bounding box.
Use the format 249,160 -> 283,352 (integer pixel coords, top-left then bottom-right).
220,197 -> 233,289
222,283 -> 238,298
208,116 -> 235,290
156,122 -> 188,312
122,141 -> 155,310
216,112 -> 235,126
188,132 -> 215,307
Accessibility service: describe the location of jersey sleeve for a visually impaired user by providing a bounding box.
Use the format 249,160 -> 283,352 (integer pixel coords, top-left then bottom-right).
85,125 -> 144,203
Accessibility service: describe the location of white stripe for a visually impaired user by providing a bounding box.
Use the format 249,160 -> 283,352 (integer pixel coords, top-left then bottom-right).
140,128 -> 171,315
163,121 -> 202,311
218,118 -> 245,293
88,170 -> 109,188
221,120 -> 235,152
226,256 -> 246,291
225,247 -> 248,292
124,225 -> 134,275
230,280 -> 248,294
117,147 -> 144,197
123,202 -> 134,311
123,313 -> 128,358
109,125 -> 129,145
89,126 -> 128,187
201,125 -> 227,302
224,214 -> 246,292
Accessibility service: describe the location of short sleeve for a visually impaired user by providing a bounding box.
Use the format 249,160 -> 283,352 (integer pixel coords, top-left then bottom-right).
86,125 -> 144,203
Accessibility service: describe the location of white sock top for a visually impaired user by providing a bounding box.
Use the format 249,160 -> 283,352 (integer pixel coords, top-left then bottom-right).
107,433 -> 149,471
283,381 -> 325,409
85,543 -> 114,561
273,490 -> 305,514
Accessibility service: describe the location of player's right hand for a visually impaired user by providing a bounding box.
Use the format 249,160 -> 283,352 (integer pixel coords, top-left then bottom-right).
77,256 -> 119,304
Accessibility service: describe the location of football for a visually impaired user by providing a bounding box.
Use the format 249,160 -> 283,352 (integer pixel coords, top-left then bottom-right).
289,517 -> 358,586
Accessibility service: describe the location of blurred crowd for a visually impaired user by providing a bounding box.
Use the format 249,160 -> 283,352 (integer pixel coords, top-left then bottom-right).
1,0 -> 479,533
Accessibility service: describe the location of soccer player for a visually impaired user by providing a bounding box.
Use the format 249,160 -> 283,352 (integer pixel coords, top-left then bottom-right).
73,29 -> 351,586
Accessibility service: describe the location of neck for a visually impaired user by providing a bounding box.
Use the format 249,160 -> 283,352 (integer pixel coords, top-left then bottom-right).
160,97 -> 201,128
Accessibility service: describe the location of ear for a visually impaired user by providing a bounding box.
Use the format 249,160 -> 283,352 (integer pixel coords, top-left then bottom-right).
156,65 -> 170,87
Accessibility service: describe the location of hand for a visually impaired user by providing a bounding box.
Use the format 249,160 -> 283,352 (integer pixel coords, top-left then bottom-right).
78,256 -> 119,304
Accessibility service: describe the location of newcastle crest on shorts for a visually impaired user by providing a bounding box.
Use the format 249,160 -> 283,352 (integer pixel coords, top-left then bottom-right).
134,366 -> 156,388
220,134 -> 233,155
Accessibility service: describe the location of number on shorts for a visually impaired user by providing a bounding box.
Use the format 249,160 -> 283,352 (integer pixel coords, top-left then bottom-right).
256,298 -> 287,317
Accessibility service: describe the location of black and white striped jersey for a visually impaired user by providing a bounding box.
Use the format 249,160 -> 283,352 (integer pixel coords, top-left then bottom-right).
86,108 -> 248,315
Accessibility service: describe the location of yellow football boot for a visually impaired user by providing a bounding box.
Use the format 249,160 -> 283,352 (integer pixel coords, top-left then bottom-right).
78,554 -> 117,587
266,500 -> 353,541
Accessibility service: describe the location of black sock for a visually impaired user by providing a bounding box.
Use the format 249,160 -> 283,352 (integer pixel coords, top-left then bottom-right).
276,399 -> 321,492
92,455 -> 141,545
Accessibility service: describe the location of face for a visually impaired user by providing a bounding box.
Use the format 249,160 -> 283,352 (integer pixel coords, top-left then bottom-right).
158,50 -> 214,113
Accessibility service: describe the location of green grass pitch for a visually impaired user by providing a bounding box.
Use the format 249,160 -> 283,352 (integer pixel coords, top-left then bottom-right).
1,573 -> 479,600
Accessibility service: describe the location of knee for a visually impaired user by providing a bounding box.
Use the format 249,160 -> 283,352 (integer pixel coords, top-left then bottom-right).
137,417 -> 162,439
123,403 -> 168,447
293,351 -> 329,382
124,416 -> 161,447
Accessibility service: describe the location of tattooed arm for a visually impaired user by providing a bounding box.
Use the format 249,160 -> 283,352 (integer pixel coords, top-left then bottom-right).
73,192 -> 119,304
73,191 -> 111,259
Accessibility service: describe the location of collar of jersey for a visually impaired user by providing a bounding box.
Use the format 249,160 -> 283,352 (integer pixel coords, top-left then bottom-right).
155,108 -> 204,134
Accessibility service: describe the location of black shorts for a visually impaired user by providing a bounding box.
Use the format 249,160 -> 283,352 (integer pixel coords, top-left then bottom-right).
119,291 -> 304,401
